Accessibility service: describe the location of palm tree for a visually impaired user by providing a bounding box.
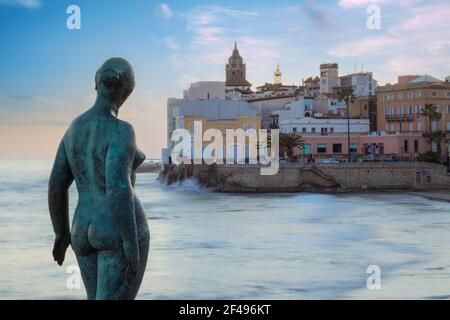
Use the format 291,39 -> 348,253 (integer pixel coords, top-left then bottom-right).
337,88 -> 354,162
430,130 -> 449,160
422,103 -> 441,134
280,133 -> 304,161
422,103 -> 443,155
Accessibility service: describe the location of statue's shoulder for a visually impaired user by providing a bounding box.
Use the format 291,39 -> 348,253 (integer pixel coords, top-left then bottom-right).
109,118 -> 136,149
114,118 -> 135,136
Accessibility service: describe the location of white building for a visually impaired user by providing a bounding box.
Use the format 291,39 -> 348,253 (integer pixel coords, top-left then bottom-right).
183,81 -> 225,100
337,72 -> 377,97
320,63 -> 339,95
273,98 -> 314,121
279,117 -> 370,135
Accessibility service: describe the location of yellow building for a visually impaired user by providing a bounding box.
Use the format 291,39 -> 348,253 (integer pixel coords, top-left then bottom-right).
166,99 -> 261,163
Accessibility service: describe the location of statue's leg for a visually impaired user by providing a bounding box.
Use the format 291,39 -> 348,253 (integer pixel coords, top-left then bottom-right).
128,232 -> 150,299
96,249 -> 131,300
76,253 -> 98,300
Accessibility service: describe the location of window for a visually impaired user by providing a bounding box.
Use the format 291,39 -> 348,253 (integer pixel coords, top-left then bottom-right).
447,92 -> 450,98
432,91 -> 437,97
292,127 -> 297,133
447,122 -> 450,131
302,127 -> 307,133
303,144 -> 311,154
414,140 -> 419,152
320,128 -> 328,135
330,127 -> 334,133
432,142 -> 437,152
379,143 -> 384,154
447,105 -> 450,114
403,140 -> 409,153
311,127 -> 316,133
349,143 -> 358,153
317,144 -> 327,153
432,121 -> 438,132
333,144 -> 342,153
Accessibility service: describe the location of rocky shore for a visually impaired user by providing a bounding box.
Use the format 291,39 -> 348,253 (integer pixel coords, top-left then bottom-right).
157,162 -> 450,193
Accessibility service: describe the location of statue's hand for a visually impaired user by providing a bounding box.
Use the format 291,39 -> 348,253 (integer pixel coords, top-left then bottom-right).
52,234 -> 71,266
123,240 -> 140,277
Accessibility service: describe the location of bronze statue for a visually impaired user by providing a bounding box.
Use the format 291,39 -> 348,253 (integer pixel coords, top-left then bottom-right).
48,58 -> 150,300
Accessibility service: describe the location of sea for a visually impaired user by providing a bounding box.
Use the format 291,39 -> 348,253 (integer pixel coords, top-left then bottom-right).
1,159 -> 450,300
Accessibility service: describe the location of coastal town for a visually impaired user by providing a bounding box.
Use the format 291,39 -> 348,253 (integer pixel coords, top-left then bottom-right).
162,42 -> 450,167
156,42 -> 450,192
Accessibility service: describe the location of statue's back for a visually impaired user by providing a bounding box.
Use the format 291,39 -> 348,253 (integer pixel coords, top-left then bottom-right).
64,110 -> 119,194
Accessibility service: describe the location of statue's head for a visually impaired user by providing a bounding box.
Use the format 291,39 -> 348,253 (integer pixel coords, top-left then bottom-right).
95,58 -> 135,108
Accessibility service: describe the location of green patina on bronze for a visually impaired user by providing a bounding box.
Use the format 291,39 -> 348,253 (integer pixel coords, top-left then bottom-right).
48,58 -> 150,300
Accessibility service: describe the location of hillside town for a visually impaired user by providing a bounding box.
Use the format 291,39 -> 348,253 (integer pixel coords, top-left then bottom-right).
162,42 -> 450,166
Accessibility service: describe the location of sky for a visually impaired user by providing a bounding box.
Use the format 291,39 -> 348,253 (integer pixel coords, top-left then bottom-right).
0,0 -> 449,159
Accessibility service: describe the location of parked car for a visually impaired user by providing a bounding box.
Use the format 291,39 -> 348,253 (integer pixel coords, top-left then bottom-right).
321,158 -> 340,163
383,154 -> 400,162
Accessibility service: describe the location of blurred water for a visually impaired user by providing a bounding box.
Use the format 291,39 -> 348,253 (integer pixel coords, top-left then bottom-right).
1,159 -> 450,299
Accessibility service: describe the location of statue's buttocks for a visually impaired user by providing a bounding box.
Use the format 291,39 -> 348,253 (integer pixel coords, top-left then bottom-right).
48,58 -> 150,300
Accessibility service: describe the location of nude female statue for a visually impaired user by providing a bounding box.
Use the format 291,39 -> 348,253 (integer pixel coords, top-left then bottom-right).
48,58 -> 150,300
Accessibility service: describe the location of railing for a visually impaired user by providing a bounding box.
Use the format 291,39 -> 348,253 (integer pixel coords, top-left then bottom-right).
385,114 -> 414,121
401,114 -> 414,121
385,114 -> 398,121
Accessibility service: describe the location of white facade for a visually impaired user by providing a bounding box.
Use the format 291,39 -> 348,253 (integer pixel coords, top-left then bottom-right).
338,72 -> 377,97
279,117 -> 370,134
273,98 -> 314,121
183,81 -> 225,100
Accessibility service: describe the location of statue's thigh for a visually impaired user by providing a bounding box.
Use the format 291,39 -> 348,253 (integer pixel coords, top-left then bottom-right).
96,249 -> 131,300
76,253 -> 98,300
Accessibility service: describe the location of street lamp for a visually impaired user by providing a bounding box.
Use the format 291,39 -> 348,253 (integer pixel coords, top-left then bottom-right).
345,94 -> 355,162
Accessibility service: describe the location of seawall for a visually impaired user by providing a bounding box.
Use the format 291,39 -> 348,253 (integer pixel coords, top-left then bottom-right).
158,162 -> 450,193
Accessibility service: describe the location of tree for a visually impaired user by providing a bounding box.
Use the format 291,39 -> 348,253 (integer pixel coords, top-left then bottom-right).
279,133 -> 304,161
421,103 -> 446,159
430,130 -> 449,159
422,103 -> 441,136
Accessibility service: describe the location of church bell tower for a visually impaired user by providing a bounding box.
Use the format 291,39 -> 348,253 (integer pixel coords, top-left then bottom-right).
225,42 -> 251,90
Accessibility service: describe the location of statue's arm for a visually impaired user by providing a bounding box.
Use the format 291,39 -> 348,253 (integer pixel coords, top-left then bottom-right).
48,140 -> 74,265
106,123 -> 139,273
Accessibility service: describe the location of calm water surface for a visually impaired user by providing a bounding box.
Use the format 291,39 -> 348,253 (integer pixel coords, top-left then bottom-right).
1,159 -> 450,299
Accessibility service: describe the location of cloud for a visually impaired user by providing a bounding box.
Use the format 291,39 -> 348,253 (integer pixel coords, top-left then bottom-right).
329,1 -> 450,83
164,36 -> 179,50
338,0 -> 388,8
156,3 -> 173,19
183,5 -> 258,28
0,0 -> 41,9
303,0 -> 333,31
328,35 -> 398,57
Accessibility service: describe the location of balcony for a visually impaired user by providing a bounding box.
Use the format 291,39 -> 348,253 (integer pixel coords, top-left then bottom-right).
385,114 -> 414,122
385,114 -> 398,121
401,114 -> 414,121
